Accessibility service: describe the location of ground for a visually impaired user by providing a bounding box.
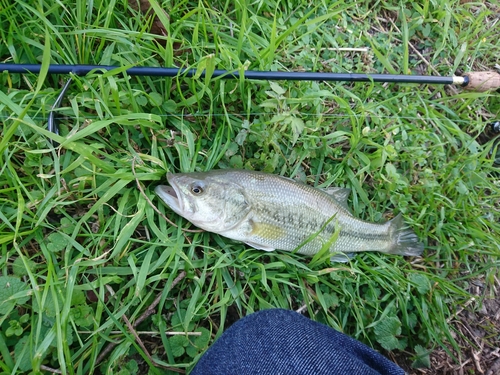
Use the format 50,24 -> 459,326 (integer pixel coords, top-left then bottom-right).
398,269 -> 500,375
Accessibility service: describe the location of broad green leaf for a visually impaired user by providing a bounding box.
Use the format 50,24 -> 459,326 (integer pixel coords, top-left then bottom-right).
14,335 -> 32,372
290,117 -> 305,145
412,344 -> 431,368
71,305 -> 94,327
12,257 -> 37,277
373,316 -> 404,351
46,232 -> 68,252
269,81 -> 286,96
0,276 -> 30,315
169,335 -> 188,358
409,274 -> 431,295
186,327 -> 211,358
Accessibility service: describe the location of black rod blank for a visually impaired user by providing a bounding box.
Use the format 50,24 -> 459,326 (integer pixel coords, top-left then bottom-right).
0,63 -> 462,85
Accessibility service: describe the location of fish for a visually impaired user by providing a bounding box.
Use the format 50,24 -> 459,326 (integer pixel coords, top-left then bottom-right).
154,169 -> 424,262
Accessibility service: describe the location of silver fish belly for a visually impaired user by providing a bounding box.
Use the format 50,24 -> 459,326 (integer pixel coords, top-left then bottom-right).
155,169 -> 424,261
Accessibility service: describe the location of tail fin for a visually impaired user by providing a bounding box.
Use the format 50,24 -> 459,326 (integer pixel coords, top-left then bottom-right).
388,214 -> 424,256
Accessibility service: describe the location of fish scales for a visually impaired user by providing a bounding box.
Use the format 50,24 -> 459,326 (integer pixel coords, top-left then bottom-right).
155,169 -> 424,262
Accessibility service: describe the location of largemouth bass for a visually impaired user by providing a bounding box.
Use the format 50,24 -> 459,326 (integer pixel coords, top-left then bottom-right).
155,169 -> 424,262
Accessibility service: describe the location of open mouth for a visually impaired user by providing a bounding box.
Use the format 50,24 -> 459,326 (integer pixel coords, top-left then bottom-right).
154,184 -> 182,213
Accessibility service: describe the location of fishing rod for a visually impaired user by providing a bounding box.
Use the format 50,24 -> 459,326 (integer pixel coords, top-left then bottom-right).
1,63 -> 500,90
1,63 -> 499,148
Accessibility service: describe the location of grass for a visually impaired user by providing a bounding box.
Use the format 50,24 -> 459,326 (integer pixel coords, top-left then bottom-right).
1,0 -> 499,373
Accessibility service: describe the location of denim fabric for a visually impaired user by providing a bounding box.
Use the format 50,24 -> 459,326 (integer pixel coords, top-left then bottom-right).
190,308 -> 404,375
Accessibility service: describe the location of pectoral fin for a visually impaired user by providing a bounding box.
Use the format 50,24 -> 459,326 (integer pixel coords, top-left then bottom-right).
244,241 -> 275,252
249,220 -> 286,240
244,220 -> 285,251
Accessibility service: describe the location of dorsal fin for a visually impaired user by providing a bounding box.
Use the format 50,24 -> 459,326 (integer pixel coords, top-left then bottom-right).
281,176 -> 353,213
321,187 -> 352,212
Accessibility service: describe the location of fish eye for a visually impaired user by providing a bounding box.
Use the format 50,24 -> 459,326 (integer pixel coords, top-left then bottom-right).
191,184 -> 204,195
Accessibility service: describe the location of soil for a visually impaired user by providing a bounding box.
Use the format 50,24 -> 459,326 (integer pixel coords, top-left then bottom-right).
398,270 -> 500,375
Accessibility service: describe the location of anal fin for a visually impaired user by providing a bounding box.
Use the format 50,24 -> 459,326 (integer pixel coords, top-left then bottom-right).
330,252 -> 355,263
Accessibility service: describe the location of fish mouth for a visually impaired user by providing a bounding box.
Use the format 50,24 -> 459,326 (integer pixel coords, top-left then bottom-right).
155,174 -> 182,213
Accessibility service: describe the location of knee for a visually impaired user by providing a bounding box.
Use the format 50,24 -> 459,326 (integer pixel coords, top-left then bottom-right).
236,308 -> 303,329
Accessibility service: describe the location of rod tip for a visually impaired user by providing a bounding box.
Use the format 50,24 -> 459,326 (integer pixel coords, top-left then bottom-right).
463,71 -> 500,92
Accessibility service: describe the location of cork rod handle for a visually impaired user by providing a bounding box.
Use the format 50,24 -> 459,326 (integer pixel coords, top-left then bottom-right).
464,71 -> 500,92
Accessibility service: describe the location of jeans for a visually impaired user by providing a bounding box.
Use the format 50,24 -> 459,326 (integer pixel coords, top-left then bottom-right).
190,308 -> 404,375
